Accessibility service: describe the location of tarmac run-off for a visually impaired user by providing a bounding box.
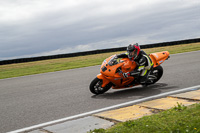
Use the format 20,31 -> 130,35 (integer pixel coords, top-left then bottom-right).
8,85 -> 200,133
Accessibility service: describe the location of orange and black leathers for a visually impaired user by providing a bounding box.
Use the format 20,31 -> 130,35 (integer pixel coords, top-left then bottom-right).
116,50 -> 153,83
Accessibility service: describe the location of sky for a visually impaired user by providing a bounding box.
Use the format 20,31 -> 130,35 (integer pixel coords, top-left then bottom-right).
0,0 -> 200,60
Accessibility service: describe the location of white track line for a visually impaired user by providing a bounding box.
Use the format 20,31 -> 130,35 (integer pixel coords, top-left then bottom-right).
8,85 -> 200,133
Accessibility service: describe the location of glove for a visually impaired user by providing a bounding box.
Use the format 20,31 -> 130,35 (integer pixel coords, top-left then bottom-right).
123,72 -> 130,78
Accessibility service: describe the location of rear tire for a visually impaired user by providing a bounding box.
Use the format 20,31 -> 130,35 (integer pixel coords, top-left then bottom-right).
145,65 -> 163,85
89,77 -> 112,95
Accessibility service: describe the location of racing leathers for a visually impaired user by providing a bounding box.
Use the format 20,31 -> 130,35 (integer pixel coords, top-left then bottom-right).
116,50 -> 154,84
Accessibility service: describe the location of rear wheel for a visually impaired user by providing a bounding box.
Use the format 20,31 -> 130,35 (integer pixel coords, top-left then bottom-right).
89,77 -> 112,95
145,65 -> 163,85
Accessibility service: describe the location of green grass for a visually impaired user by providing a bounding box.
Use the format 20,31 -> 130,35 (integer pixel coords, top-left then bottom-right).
90,103 -> 200,133
0,42 -> 200,79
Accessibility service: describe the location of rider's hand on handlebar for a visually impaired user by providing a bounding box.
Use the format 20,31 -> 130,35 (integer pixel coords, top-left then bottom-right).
123,72 -> 130,78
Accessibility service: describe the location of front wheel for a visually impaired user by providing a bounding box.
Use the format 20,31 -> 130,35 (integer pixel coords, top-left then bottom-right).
89,77 -> 112,95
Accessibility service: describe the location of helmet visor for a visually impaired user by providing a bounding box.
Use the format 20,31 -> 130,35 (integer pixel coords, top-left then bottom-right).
128,49 -> 137,59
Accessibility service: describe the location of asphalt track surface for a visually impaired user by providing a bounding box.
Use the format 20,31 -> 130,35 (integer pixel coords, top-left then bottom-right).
0,51 -> 200,133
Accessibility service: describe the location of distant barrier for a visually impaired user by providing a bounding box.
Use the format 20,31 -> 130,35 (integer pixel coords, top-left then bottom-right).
0,38 -> 200,65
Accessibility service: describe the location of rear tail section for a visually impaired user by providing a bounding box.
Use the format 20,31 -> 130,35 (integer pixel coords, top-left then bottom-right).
149,51 -> 170,67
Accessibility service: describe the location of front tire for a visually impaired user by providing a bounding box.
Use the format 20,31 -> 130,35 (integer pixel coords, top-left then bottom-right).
89,77 -> 112,95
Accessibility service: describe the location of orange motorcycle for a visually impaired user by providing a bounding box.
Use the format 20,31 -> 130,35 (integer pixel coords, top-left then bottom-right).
89,51 -> 170,95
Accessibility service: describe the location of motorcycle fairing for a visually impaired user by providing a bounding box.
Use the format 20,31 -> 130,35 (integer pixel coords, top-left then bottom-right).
149,51 -> 170,67
99,56 -> 137,88
97,51 -> 169,89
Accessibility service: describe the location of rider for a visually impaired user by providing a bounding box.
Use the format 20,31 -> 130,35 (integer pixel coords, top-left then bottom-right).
116,43 -> 154,85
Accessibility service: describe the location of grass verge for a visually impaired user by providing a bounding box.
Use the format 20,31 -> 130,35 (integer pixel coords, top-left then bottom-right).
90,103 -> 200,133
0,42 -> 200,79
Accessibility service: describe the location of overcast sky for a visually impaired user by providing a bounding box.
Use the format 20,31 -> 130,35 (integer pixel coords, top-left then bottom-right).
0,0 -> 200,60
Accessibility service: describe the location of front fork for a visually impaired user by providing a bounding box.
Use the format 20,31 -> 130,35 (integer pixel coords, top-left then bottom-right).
97,74 -> 110,88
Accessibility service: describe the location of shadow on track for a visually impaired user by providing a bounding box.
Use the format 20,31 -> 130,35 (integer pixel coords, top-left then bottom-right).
91,83 -> 178,100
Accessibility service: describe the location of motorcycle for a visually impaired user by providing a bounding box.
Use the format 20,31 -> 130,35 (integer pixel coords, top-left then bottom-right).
89,51 -> 170,95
